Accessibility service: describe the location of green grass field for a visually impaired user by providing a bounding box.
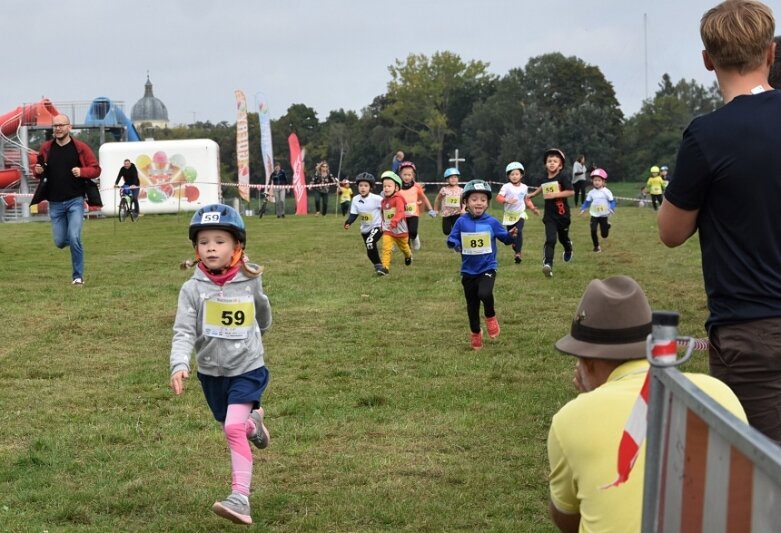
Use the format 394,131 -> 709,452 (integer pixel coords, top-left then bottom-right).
0,186 -> 709,532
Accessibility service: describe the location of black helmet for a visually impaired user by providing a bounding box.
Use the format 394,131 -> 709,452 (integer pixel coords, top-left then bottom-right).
354,172 -> 376,187
189,204 -> 246,247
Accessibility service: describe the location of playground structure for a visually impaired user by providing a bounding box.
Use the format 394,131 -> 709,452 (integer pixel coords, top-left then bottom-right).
0,97 -> 140,221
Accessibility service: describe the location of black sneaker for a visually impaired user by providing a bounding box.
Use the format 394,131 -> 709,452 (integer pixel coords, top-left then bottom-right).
593,246 -> 602,253
563,250 -> 573,263
376,267 -> 389,276
404,256 -> 412,266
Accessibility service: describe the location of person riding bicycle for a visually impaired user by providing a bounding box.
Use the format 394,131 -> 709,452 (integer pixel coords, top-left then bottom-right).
115,159 -> 140,214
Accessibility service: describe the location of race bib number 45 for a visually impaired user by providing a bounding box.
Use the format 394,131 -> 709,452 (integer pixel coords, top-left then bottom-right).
203,296 -> 255,339
461,231 -> 492,255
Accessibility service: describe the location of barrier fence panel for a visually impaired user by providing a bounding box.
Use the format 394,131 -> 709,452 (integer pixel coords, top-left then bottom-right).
642,365 -> 781,532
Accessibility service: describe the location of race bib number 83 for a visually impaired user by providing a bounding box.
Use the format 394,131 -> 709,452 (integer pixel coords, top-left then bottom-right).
203,296 -> 255,339
461,231 -> 492,255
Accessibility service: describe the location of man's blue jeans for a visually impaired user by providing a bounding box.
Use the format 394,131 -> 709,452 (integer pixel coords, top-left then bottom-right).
49,197 -> 84,280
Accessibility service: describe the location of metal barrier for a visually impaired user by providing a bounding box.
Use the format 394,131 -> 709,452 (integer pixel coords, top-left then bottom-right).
642,313 -> 781,532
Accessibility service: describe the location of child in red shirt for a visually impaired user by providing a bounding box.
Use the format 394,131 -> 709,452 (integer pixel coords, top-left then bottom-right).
379,171 -> 413,275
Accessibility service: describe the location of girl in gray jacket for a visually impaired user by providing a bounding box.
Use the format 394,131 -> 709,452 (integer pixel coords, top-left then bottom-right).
169,204 -> 271,525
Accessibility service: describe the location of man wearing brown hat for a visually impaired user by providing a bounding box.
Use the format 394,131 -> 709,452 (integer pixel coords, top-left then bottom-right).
547,276 -> 745,533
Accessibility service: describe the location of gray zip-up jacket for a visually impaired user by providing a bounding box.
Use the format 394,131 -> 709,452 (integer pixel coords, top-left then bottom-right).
170,265 -> 271,377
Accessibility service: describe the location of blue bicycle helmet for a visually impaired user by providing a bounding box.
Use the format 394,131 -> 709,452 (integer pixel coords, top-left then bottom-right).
189,204 -> 246,246
443,167 -> 460,179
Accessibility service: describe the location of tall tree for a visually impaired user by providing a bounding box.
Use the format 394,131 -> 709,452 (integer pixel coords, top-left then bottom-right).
384,51 -> 496,178
620,76 -> 722,180
462,53 -> 623,181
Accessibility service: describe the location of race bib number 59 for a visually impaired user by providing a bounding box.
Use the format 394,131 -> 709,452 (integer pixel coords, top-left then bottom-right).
203,296 -> 255,339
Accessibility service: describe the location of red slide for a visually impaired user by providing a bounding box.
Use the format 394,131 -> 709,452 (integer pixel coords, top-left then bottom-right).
0,99 -> 60,188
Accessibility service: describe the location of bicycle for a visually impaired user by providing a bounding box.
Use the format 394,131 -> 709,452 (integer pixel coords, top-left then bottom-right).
118,185 -> 139,222
257,191 -> 269,219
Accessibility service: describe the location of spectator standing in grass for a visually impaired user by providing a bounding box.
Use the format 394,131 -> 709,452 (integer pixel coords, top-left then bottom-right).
658,0 -> 781,444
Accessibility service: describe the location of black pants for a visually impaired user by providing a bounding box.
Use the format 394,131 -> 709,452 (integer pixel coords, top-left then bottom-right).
461,271 -> 497,333
543,217 -> 572,266
340,201 -> 350,216
573,181 -> 587,205
314,190 -> 330,215
590,216 -> 610,248
506,219 -> 526,253
651,194 -> 663,211
407,216 -> 420,241
361,227 -> 382,266
442,214 -> 460,236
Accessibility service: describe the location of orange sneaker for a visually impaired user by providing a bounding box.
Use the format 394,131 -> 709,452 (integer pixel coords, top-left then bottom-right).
486,316 -> 500,339
471,330 -> 484,350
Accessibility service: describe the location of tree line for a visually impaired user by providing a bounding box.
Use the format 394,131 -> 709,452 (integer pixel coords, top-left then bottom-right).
126,51 -> 722,192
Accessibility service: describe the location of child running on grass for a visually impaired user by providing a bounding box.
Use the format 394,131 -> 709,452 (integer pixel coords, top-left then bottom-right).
169,204 -> 272,526
528,148 -> 574,278
379,171 -> 413,275
397,161 -> 436,252
496,161 -> 539,264
447,180 -> 517,350
343,172 -> 384,275
433,167 -> 464,236
338,178 -> 353,216
579,168 -> 615,252
645,165 -> 666,211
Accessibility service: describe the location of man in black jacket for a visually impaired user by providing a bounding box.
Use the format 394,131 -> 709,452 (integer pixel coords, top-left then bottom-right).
115,159 -> 140,214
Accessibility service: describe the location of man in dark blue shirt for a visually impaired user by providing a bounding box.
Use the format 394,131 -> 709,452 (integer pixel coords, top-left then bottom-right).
658,0 -> 781,443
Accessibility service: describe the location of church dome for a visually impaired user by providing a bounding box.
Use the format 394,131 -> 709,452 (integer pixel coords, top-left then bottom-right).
131,75 -> 169,127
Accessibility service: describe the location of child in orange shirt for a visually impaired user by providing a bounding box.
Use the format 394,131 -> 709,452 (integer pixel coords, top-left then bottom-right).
397,161 -> 435,252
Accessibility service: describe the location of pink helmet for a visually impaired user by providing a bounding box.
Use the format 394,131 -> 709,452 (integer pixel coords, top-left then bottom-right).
590,168 -> 608,181
398,161 -> 417,174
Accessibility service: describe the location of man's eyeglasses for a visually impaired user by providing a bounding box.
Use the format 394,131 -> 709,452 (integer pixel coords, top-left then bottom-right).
52,123 -> 70,128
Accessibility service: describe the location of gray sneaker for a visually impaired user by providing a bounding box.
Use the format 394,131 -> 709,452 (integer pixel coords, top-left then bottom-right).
542,264 -> 553,278
212,492 -> 252,525
248,407 -> 270,449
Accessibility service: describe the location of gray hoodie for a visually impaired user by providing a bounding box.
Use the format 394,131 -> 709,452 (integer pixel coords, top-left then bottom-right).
170,265 -> 271,377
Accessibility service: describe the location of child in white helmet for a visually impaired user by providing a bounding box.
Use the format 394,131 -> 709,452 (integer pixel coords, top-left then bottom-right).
646,166 -> 665,211
579,168 -> 615,252
169,204 -> 272,526
496,161 -> 539,263
434,167 -> 464,235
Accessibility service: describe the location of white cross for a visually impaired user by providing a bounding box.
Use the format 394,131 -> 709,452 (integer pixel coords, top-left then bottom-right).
449,149 -> 465,169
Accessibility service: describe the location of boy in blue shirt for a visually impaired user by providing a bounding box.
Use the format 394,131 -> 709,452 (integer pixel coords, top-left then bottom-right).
447,180 -> 516,350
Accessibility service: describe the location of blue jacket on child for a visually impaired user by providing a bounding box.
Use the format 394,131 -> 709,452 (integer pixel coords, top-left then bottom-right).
447,211 -> 514,275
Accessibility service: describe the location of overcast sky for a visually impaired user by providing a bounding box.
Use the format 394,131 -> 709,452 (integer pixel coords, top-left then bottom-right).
3,0 -> 734,126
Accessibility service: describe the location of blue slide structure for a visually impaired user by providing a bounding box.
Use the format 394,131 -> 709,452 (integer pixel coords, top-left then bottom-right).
84,97 -> 141,141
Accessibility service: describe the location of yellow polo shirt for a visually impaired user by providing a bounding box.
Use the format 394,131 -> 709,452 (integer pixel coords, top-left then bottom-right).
547,359 -> 746,533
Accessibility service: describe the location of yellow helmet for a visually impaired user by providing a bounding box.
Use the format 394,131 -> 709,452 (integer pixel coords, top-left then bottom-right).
650,165 -> 660,174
